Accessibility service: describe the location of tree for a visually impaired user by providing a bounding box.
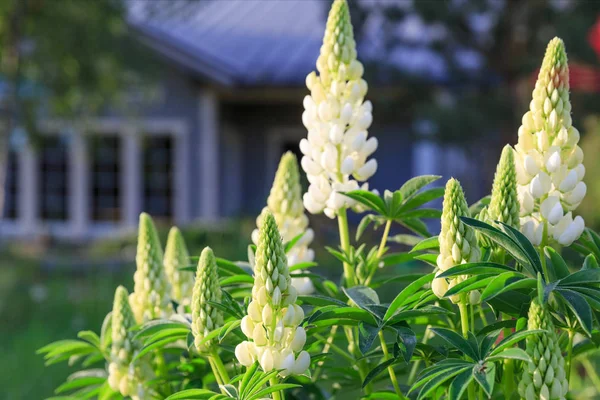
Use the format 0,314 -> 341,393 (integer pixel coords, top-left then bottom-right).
0,0 -> 155,220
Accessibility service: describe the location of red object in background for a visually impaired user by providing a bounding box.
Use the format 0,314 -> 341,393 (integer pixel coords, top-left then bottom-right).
589,16 -> 600,58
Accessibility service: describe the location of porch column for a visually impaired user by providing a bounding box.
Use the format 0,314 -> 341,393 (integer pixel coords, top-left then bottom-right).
19,142 -> 38,235
69,132 -> 89,237
198,89 -> 219,221
122,128 -> 141,229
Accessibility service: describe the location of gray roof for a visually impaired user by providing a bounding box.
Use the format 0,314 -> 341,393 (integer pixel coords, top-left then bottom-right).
128,0 -> 328,86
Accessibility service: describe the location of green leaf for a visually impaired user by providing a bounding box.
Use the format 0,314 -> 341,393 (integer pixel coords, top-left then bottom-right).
284,232 -> 305,253
486,348 -> 531,363
559,269 -> 600,286
386,305 -> 453,324
359,323 -> 381,354
362,358 -> 397,388
545,247 -> 570,281
133,320 -> 189,340
133,334 -> 186,361
429,328 -> 479,361
472,362 -> 495,397
382,252 -> 415,267
289,261 -> 318,272
219,274 -> 255,286
384,273 -> 435,321
398,175 -> 441,204
497,222 -> 543,273
216,257 -> 251,276
468,195 -> 491,217
444,275 -> 495,298
55,376 -> 106,394
239,362 -> 259,395
480,272 -> 536,301
165,389 -> 220,399
77,331 -> 101,350
399,208 -> 441,219
387,234 -> 423,246
401,187 -> 445,212
218,319 -> 241,343
250,384 -> 302,399
343,286 -> 380,308
356,214 -> 378,241
389,323 -> 417,362
417,366 -> 472,400
476,320 -> 516,337
460,217 -> 535,274
489,330 -> 545,356
342,190 -> 387,215
399,218 -> 432,237
448,368 -> 474,400
437,262 -> 515,278
556,288 -> 593,335
410,236 -> 439,253
298,294 -> 347,307
583,254 -> 599,270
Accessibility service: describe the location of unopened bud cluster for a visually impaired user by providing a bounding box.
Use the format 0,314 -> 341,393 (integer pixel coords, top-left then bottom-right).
130,213 -> 173,323
164,227 -> 194,306
477,145 -> 520,246
515,38 -> 585,246
253,152 -> 315,295
108,286 -> 153,400
236,212 -> 310,376
433,179 -> 481,305
191,247 -> 224,353
300,0 -> 378,218
518,298 -> 568,400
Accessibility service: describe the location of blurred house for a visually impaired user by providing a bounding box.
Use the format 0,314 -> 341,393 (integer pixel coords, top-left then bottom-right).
2,0 -> 465,240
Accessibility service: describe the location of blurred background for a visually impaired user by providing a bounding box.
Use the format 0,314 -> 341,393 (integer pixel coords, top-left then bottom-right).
1,0 -> 600,397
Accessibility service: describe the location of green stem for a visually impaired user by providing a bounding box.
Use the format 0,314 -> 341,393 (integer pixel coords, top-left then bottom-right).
378,331 -> 406,399
337,208 -> 356,287
408,325 -> 431,385
208,357 -> 225,393
364,219 -> 392,286
502,313 -> 515,396
458,298 -> 475,400
582,357 -> 600,390
312,326 -> 340,381
540,222 -> 550,279
210,349 -> 230,383
270,377 -> 284,400
478,306 -> 488,326
567,329 -> 575,381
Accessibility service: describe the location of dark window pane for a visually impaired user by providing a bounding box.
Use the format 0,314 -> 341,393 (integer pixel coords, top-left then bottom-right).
39,136 -> 69,221
90,135 -> 121,222
4,150 -> 18,219
142,136 -> 173,220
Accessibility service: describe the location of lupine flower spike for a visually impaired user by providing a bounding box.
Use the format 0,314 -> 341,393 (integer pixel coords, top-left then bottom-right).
515,37 -> 585,246
191,247 -> 224,353
130,213 -> 173,323
478,145 -> 520,246
108,286 -> 153,400
301,0 -> 378,218
433,178 -> 481,304
518,298 -> 568,400
236,212 -> 310,376
164,227 -> 194,306
253,152 -> 315,294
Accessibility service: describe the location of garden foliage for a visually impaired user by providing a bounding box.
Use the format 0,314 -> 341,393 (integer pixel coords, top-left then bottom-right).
38,1 -> 600,399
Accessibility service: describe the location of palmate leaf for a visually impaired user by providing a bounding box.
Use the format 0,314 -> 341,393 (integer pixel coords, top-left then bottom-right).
397,175 -> 441,204
545,247 -> 570,281
415,364 -> 473,400
480,272 -> 536,301
443,275 -> 495,298
362,358 -> 397,388
358,322 -> 381,354
410,236 -> 439,253
342,190 -> 387,215
485,348 -> 531,363
488,330 -> 545,356
572,228 -> 600,261
165,389 -> 221,399
388,322 -> 417,362
437,262 -> 515,278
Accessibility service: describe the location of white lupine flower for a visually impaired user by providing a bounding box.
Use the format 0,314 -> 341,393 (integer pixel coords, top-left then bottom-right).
300,0 -> 378,218
236,212 -> 310,376
253,152 -> 315,295
515,38 -> 586,246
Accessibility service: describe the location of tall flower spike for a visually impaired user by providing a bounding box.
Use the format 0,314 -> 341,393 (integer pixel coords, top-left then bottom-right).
518,298 -> 568,400
301,0 -> 378,219
191,247 -> 223,353
108,286 -> 153,400
252,152 -> 315,295
130,213 -> 173,323
515,38 -> 585,246
433,178 -> 481,304
235,212 -> 310,376
164,227 -> 194,306
477,145 -> 520,247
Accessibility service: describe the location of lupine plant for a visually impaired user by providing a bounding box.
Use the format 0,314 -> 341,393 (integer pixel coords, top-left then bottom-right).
39,1 -> 600,399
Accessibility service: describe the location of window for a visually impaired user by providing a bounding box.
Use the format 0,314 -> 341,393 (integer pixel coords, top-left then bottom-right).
39,135 -> 69,221
142,136 -> 173,220
90,135 -> 121,222
3,150 -> 18,219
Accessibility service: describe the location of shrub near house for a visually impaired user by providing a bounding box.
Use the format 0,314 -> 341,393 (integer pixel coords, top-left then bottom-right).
38,1 -> 600,399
